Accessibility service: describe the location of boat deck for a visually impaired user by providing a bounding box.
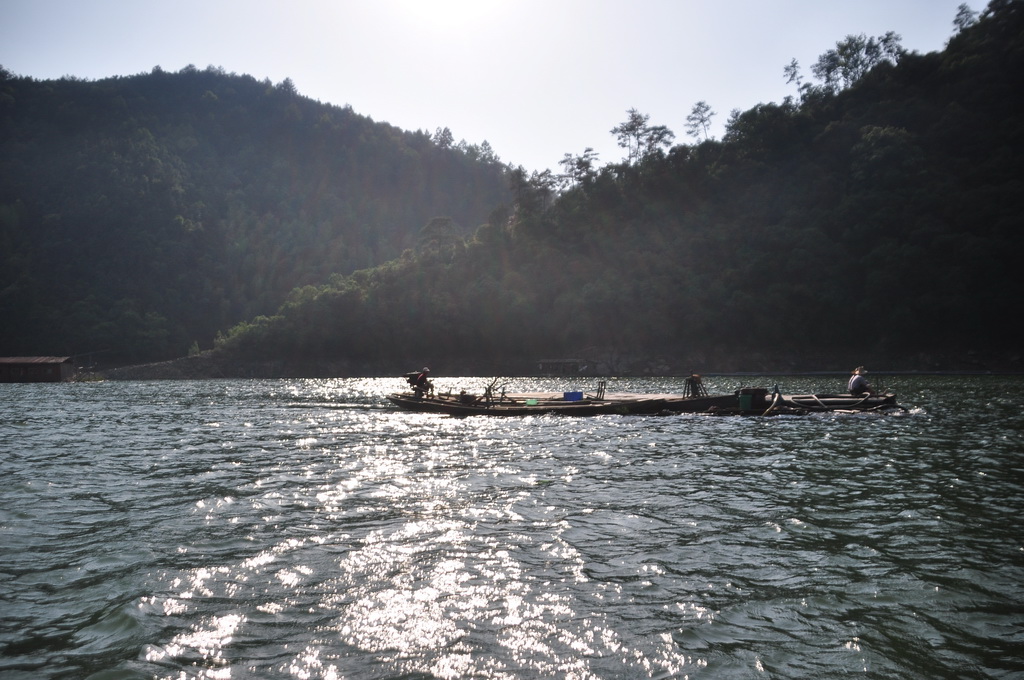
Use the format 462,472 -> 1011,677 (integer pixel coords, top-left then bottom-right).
388,388 -> 905,417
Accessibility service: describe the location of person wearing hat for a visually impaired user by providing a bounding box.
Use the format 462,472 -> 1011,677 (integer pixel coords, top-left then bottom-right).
847,366 -> 875,396
412,367 -> 433,399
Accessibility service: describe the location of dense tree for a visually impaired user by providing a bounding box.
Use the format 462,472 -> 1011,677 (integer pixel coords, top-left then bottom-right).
610,108 -> 676,164
685,101 -> 716,141
610,108 -> 650,164
210,0 -> 1023,374
642,124 -> 675,159
954,3 -> 979,31
0,66 -> 510,362
810,31 -> 904,92
433,126 -> 454,148
558,147 -> 600,188
5,0 -> 1023,375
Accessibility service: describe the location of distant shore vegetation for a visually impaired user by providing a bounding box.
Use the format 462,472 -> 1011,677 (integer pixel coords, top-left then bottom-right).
2,1 -> 1021,375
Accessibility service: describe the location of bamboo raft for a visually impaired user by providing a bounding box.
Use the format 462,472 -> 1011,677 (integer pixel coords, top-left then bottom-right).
386,379 -> 906,417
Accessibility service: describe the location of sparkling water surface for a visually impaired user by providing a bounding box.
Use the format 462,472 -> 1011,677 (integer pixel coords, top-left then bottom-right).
1,375 -> 1022,679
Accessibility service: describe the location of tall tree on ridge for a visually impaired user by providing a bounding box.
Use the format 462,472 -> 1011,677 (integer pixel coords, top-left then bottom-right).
685,101 -> 716,141
810,32 -> 904,93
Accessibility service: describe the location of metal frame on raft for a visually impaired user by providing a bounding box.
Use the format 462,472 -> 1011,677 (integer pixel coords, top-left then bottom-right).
386,377 -> 907,417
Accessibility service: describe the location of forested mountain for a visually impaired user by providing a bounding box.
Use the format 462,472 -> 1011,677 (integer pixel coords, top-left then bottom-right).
6,1 -> 1023,377
0,65 -> 510,362
205,0 -> 1023,376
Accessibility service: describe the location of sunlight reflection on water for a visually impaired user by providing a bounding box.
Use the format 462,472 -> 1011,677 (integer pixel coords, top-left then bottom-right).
2,376 -> 1023,678
147,382 -> 704,678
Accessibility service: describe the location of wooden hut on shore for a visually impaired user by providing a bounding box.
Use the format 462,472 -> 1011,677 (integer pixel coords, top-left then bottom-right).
0,357 -> 76,383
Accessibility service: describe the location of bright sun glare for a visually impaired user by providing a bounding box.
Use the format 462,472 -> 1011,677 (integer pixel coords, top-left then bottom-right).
387,0 -> 504,31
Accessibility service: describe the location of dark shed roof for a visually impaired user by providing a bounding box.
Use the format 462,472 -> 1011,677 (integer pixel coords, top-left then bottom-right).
0,356 -> 73,364
0,356 -> 76,382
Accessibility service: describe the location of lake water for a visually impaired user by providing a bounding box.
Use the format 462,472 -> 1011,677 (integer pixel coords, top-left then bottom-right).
1,375 -> 1022,679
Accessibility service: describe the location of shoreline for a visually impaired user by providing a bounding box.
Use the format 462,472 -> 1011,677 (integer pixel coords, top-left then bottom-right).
94,349 -> 1023,381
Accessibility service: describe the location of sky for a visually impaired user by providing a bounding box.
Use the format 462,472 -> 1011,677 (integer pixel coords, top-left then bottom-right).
2,0 -> 982,174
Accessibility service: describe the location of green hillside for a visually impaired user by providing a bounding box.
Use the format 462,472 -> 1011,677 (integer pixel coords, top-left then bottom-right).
209,0 -> 1024,375
5,1 -> 1023,377
0,65 -> 511,363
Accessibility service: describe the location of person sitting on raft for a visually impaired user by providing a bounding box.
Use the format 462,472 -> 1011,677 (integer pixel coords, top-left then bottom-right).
847,366 -> 875,396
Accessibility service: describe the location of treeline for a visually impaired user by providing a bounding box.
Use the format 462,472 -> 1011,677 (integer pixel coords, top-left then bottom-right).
213,0 -> 1024,373
0,65 -> 510,362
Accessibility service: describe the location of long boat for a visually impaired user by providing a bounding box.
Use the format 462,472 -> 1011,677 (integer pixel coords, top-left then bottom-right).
771,392 -> 905,413
386,391 -> 670,416
385,380 -> 906,417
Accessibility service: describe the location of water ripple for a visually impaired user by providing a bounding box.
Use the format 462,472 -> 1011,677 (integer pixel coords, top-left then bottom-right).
1,376 -> 1022,678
